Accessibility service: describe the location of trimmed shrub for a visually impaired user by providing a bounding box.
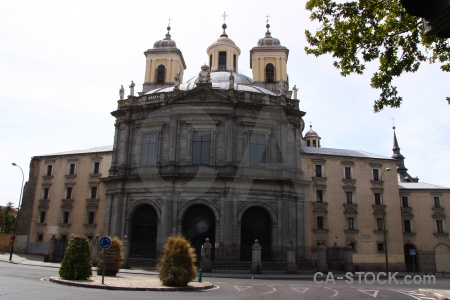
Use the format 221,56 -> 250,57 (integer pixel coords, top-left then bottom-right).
96,236 -> 123,276
59,235 -> 92,280
158,234 -> 197,287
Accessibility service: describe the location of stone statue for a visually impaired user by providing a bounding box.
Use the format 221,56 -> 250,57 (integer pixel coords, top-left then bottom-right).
228,72 -> 234,90
119,85 -> 124,100
278,79 -> 285,96
292,85 -> 298,100
129,81 -> 135,96
174,72 -> 181,90
198,64 -> 211,83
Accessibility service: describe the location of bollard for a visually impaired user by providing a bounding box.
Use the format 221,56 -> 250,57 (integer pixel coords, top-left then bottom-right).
198,268 -> 203,282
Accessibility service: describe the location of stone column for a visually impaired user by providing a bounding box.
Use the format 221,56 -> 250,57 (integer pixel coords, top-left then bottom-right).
48,235 -> 56,262
201,238 -> 212,272
122,235 -> 130,269
286,241 -> 297,274
91,235 -> 99,266
344,243 -> 354,272
251,239 -> 262,274
317,243 -> 328,273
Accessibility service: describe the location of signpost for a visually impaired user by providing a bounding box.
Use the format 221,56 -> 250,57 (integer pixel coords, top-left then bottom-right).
409,248 -> 416,274
99,236 -> 112,284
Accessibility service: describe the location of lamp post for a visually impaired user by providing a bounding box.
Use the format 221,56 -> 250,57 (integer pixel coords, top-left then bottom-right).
10,163 -> 24,262
380,167 -> 391,273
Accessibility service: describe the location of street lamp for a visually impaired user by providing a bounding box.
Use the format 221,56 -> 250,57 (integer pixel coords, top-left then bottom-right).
380,167 -> 391,273
10,163 -> 24,262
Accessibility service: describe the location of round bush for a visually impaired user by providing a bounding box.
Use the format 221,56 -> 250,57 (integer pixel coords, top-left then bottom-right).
59,235 -> 92,280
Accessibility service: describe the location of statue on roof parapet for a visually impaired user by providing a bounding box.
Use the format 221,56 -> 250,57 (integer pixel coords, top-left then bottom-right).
174,72 -> 181,90
292,85 -> 298,100
278,79 -> 286,96
119,85 -> 124,100
129,81 -> 135,96
198,65 -> 211,83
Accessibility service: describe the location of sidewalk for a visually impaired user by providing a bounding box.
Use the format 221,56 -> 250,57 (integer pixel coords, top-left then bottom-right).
1,252 -> 449,298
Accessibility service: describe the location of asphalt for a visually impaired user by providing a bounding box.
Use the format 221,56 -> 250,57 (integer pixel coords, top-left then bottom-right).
1,252 -> 450,298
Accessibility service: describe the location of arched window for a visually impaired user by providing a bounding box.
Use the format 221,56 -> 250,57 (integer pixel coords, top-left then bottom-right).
156,65 -> 166,83
265,63 -> 274,82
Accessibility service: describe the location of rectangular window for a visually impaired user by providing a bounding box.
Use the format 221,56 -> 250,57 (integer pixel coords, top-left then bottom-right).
42,188 -> 49,200
314,165 -> 323,177
209,54 -> 212,68
192,131 -> 211,165
46,165 -> 53,176
62,211 -> 70,224
317,216 -> 324,229
233,54 -> 236,71
93,162 -> 100,174
88,212 -> 95,224
344,167 -> 352,179
65,187 -> 72,199
372,169 -> 379,181
37,234 -> 43,242
434,196 -> 441,208
374,193 -> 381,205
218,51 -> 226,70
346,192 -> 353,204
61,235 -> 68,242
39,211 -> 46,223
140,133 -> 158,166
401,196 -> 409,208
436,220 -> 444,233
249,132 -> 266,167
376,218 -> 384,230
90,186 -> 98,199
347,217 -> 355,229
404,220 -> 412,233
377,243 -> 385,252
68,163 -> 76,175
316,190 -> 323,203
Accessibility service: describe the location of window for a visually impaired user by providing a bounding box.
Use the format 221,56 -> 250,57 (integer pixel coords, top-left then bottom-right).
249,132 -> 266,167
401,196 -> 409,208
93,162 -> 100,174
316,190 -> 324,203
347,217 -> 355,229
62,211 -> 70,224
434,196 -> 441,208
42,188 -> 49,200
140,133 -> 158,166
372,169 -> 380,181
156,65 -> 165,83
65,187 -> 72,199
88,212 -> 95,224
348,242 -> 356,251
90,186 -> 98,199
45,165 -> 53,176
346,192 -> 353,204
307,140 -> 311,147
209,54 -> 212,68
218,51 -> 226,70
344,167 -> 352,179
313,140 -> 317,147
377,243 -> 385,252
376,218 -> 383,230
436,220 -> 444,233
265,63 -> 274,82
61,235 -> 67,242
314,165 -> 323,177
317,216 -> 324,229
403,220 -> 412,233
374,193 -> 381,205
68,163 -> 76,175
39,211 -> 46,223
233,54 -> 237,71
192,131 -> 211,165
37,234 -> 43,242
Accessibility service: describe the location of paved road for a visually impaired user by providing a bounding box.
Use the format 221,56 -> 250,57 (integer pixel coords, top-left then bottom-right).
1,261 -> 447,299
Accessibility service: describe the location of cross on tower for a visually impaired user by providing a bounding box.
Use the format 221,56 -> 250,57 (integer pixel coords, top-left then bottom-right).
266,14 -> 270,23
391,117 -> 396,127
167,18 -> 172,26
222,12 -> 228,23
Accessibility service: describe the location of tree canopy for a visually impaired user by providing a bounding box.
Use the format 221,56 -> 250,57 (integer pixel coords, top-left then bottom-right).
305,0 -> 450,112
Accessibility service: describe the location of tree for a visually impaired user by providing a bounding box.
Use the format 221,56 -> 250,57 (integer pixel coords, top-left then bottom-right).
0,202 -> 16,234
158,235 -> 197,287
305,0 -> 450,112
59,235 -> 92,280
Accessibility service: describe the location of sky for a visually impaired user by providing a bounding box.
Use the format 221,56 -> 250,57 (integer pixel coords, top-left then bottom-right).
1,0 -> 448,208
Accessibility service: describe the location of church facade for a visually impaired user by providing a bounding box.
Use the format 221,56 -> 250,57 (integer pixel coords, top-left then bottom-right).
19,21 -> 450,272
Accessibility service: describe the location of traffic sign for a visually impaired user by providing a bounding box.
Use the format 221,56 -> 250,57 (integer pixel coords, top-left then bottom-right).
409,249 -> 417,256
99,236 -> 112,249
311,247 -> 317,254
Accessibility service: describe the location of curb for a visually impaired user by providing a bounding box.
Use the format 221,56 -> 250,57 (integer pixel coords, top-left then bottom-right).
49,276 -> 214,291
419,289 -> 450,300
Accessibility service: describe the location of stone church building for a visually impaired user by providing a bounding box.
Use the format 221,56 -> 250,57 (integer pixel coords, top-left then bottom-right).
18,20 -> 450,272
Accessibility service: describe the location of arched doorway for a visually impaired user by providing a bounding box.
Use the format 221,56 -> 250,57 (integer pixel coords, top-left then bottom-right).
240,206 -> 272,262
182,204 -> 216,261
404,244 -> 419,272
130,205 -> 158,258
